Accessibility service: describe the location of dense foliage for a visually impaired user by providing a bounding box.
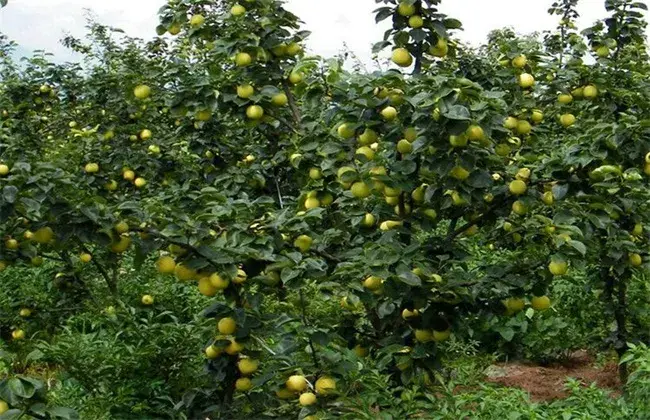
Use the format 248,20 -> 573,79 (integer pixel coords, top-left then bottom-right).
1,0 -> 650,418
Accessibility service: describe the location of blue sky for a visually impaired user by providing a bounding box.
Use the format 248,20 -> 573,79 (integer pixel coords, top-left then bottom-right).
0,1 -> 644,65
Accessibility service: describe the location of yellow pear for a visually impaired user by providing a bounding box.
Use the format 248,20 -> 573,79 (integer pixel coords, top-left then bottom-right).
235,52 -> 252,67
414,329 -> 433,342
516,120 -> 532,135
174,264 -> 197,281
237,84 -> 254,99
531,110 -> 544,123
218,317 -> 237,335
231,3 -> 246,16
397,139 -> 413,154
299,392 -> 317,406
358,128 -> 378,145
509,180 -> 527,195
246,105 -> 264,120
429,38 -> 448,57
351,182 -> 371,198
356,146 -> 375,160
133,85 -> 151,99
294,235 -> 313,253
408,15 -> 424,28
238,358 -> 259,376
286,375 -> 308,392
560,113 -> 576,127
397,1 -> 416,16
548,259 -> 568,276
272,93 -> 288,106
466,125 -> 484,141
379,220 -> 402,231
519,73 -> 535,88
381,106 -> 398,121
511,55 -> 527,68
392,48 -> 413,67
629,253 -> 643,267
156,256 -> 176,274
363,276 -> 383,291
361,213 -> 376,227
315,377 -> 336,395
190,14 -> 205,27
531,295 -> 551,311
337,123 -> 356,139
583,85 -> 598,99
433,329 -> 451,342
504,117 -> 518,130
235,378 -> 252,392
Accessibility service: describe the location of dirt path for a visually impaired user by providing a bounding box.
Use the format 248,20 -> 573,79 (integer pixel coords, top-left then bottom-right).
484,351 -> 621,401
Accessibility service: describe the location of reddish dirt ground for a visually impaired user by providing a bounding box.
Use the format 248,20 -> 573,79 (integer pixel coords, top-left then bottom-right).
485,351 -> 621,401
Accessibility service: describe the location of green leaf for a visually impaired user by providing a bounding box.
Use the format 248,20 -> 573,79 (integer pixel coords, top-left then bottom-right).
310,331 -> 330,346
280,267 -> 300,284
567,240 -> 586,256
444,18 -> 463,29
410,28 -> 427,43
46,406 -> 79,420
0,0 -> 7,7
0,409 -> 23,420
496,326 -> 515,341
30,403 -> 46,416
392,160 -> 417,175
251,371 -> 275,387
378,301 -> 396,318
25,350 -> 44,362
552,184 -> 569,200
374,7 -> 393,23
397,270 -> 422,286
407,92 -> 430,107
2,186 -> 17,203
467,171 -> 493,188
441,105 -> 471,121
525,308 -> 535,319
8,377 -> 34,398
372,40 -> 391,54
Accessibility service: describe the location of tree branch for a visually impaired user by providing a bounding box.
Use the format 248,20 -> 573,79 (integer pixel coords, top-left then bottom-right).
448,195 -> 515,242
78,242 -> 116,297
412,0 -> 424,75
299,289 -> 320,371
57,249 -> 96,303
281,79 -> 301,126
141,227 -> 243,306
275,177 -> 284,209
445,218 -> 459,242
615,273 -> 629,383
268,111 -> 298,134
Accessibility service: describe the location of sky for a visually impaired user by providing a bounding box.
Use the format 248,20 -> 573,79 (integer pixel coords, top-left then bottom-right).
0,0 -> 644,66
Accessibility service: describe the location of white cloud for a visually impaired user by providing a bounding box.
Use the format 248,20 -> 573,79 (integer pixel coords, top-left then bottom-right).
0,0 -> 160,61
0,0 -> 646,65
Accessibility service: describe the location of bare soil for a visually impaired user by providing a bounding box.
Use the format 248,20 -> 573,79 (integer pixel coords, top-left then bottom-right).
484,351 -> 621,401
